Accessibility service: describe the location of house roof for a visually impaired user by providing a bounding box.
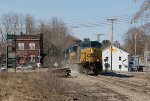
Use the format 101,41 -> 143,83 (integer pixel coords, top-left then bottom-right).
67,35 -> 82,46
16,34 -> 41,41
102,45 -> 130,55
68,35 -> 81,42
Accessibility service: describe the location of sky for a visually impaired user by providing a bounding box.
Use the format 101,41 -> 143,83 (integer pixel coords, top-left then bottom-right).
0,0 -> 145,44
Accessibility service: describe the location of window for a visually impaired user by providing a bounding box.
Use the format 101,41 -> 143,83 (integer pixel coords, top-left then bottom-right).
119,65 -> 122,69
30,55 -> 35,62
18,43 -> 24,50
29,43 -> 35,50
91,41 -> 101,48
119,57 -> 121,61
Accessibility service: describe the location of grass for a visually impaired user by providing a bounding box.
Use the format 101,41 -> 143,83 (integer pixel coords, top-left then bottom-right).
0,71 -> 71,101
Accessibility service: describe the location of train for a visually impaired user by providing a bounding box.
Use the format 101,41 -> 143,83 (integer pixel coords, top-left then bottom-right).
64,41 -> 102,75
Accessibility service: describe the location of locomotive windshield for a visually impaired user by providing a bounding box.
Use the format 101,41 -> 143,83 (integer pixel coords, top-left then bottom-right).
91,41 -> 101,48
80,41 -> 101,49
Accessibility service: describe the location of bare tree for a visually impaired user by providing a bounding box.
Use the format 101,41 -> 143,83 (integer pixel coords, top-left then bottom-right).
24,14 -> 36,35
132,0 -> 150,22
18,14 -> 25,35
131,0 -> 150,86
1,13 -> 71,66
140,22 -> 150,35
0,12 -> 26,36
132,0 -> 150,36
124,27 -> 148,56
101,40 -> 111,50
39,17 -> 69,66
113,40 -> 121,48
1,12 -> 14,34
126,1 -> 150,54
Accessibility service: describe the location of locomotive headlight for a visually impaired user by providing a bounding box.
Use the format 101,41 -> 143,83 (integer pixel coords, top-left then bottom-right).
91,49 -> 93,52
97,59 -> 99,61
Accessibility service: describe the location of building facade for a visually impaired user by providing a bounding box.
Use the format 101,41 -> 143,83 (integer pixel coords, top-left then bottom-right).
102,46 -> 131,72
144,51 -> 150,66
16,34 -> 42,65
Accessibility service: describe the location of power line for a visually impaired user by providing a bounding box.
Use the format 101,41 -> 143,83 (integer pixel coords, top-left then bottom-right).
69,12 -> 150,29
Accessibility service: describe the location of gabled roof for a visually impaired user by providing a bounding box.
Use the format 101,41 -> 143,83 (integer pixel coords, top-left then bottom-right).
68,35 -> 81,42
103,45 -> 130,55
67,35 -> 82,47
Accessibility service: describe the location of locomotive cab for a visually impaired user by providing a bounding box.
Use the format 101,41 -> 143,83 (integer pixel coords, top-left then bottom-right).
79,41 -> 102,75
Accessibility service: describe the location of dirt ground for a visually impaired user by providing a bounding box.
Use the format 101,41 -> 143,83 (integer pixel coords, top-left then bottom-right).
0,65 -> 150,101
64,64 -> 150,101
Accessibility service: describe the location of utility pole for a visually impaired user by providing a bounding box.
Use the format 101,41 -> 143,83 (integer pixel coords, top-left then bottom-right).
107,18 -> 117,71
93,34 -> 105,43
134,34 -> 137,71
6,34 -> 8,72
145,43 -> 148,71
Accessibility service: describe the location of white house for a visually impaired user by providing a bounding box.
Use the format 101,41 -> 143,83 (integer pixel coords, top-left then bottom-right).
102,46 -> 131,72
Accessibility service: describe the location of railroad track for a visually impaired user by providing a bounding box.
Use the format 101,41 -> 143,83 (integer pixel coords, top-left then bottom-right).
67,63 -> 150,94
86,74 -> 150,95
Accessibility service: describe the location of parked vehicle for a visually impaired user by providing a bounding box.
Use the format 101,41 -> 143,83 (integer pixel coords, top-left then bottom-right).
16,64 -> 33,70
0,65 -> 6,72
129,62 -> 144,72
138,65 -> 144,71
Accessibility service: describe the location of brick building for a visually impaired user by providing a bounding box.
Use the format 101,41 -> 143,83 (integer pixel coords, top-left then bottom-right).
16,34 -> 43,65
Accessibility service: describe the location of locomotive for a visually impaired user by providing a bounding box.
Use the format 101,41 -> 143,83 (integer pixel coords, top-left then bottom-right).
64,41 -> 102,75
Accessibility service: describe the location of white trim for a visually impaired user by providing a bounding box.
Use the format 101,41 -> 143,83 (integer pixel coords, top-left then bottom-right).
16,39 -> 39,41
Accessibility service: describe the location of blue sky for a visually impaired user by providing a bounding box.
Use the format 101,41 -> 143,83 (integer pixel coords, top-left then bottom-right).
0,0 -> 145,43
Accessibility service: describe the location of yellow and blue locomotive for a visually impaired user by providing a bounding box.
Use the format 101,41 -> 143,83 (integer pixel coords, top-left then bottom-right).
65,41 -> 102,75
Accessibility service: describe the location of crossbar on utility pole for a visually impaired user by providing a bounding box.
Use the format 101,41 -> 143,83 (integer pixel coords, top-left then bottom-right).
93,34 -> 106,43
107,18 -> 117,71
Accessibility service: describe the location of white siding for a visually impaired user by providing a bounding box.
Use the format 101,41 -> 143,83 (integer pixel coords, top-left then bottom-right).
102,46 -> 130,72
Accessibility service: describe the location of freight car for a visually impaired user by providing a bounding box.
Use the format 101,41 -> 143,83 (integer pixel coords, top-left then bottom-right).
64,41 -> 102,75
